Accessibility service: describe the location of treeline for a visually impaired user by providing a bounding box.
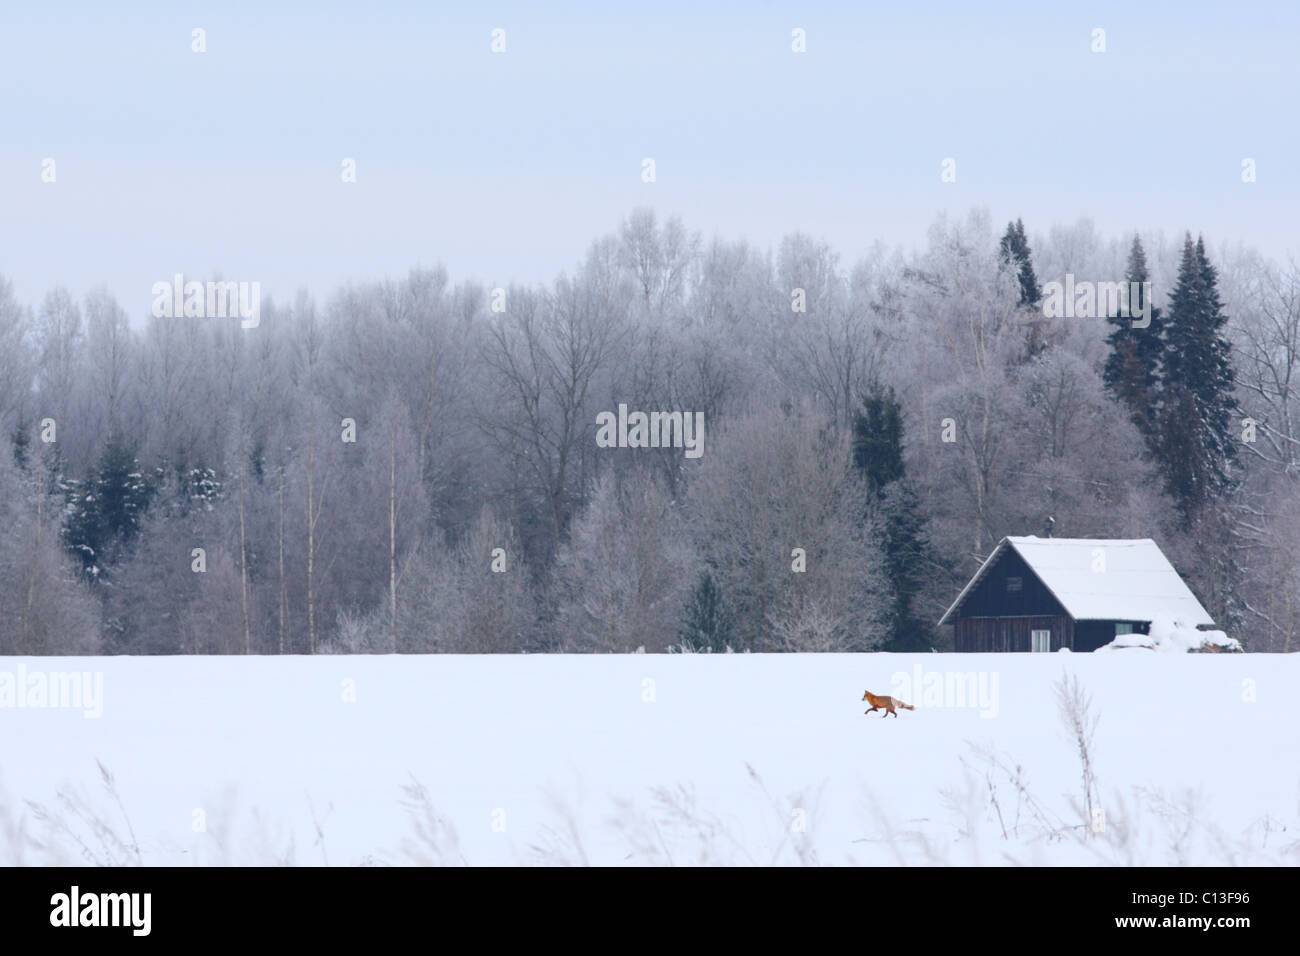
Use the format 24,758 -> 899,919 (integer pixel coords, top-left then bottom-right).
1,208 -> 1297,654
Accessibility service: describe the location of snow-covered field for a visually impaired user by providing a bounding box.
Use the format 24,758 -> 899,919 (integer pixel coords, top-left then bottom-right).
2,652 -> 1296,866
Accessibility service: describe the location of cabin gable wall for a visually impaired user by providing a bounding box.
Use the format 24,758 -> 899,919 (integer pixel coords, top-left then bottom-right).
956,549 -> 1068,619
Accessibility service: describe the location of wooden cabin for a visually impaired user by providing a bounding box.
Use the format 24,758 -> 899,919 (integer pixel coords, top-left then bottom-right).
939,536 -> 1215,652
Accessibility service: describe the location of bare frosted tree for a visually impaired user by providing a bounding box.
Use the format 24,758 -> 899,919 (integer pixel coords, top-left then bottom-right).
1227,257 -> 1300,648
772,235 -> 887,431
389,508 -> 535,653
902,211 -> 1022,563
83,288 -> 134,445
0,277 -> 33,438
0,448 -> 100,655
32,288 -> 81,450
480,266 -> 630,556
687,403 -> 889,651
553,470 -> 695,652
618,207 -> 699,322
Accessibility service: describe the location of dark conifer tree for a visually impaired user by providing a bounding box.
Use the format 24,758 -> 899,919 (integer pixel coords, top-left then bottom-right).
852,385 -> 933,651
851,387 -> 904,493
999,218 -> 1042,308
63,441 -> 155,580
1103,235 -> 1165,439
1156,234 -> 1239,520
677,570 -> 736,652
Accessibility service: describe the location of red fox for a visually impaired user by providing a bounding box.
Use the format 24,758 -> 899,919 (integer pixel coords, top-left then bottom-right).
862,690 -> 914,718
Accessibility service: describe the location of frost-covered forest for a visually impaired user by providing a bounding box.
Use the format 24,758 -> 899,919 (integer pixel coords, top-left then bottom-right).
1,208 -> 1297,655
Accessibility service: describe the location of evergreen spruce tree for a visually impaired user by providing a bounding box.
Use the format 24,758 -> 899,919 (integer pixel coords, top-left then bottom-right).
851,387 -> 904,493
10,421 -> 31,469
677,570 -> 736,652
1001,218 -> 1047,358
64,441 -> 155,579
852,385 -> 933,651
1156,234 -> 1239,521
1103,235 -> 1164,439
999,218 -> 1042,308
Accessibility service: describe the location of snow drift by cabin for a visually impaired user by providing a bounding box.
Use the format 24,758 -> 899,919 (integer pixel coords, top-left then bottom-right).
939,536 -> 1239,653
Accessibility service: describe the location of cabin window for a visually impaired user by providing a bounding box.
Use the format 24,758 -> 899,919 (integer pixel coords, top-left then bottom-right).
1031,629 -> 1051,653
1006,576 -> 1023,593
1115,623 -> 1134,636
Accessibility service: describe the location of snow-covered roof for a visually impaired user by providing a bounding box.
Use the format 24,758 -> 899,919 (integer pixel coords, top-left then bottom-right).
938,536 -> 1215,627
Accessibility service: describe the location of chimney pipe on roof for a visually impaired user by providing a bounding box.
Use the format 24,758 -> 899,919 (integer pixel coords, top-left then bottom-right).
1042,515 -> 1055,538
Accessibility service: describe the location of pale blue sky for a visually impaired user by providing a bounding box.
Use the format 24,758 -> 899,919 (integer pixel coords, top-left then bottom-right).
2,0 -> 1296,314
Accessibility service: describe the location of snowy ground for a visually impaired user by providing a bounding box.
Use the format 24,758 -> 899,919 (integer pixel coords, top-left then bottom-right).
1,652 -> 1296,866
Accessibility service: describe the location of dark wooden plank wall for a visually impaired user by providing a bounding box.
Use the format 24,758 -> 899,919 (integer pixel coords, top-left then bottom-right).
955,616 -> 1075,652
